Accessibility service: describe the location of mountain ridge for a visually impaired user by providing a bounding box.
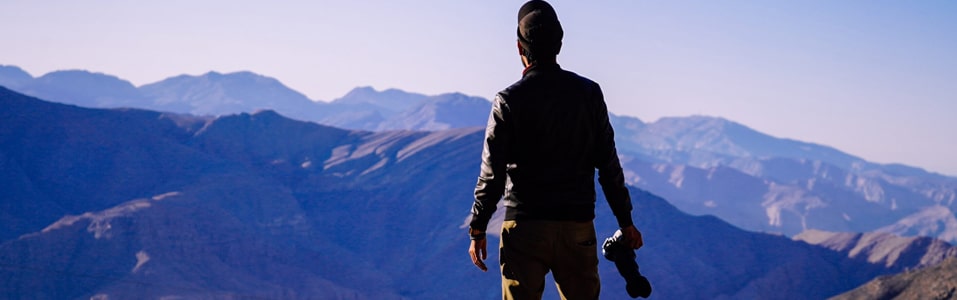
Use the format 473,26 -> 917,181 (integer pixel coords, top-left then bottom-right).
795,229 -> 957,269
0,65 -> 33,88
0,87 -> 915,299
15,69 -> 147,108
4,65 -> 956,243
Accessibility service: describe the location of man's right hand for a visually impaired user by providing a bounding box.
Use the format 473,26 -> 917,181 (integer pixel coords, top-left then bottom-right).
469,238 -> 488,272
621,225 -> 644,249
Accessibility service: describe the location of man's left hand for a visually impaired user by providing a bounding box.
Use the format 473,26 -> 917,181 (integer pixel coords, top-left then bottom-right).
621,225 -> 644,249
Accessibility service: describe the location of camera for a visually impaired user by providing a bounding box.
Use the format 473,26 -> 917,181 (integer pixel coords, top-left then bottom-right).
602,229 -> 652,298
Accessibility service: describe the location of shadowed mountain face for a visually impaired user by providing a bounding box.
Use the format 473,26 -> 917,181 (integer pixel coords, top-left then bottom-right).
794,229 -> 957,269
5,65 -> 956,244
830,257 -> 957,300
0,87 -> 906,299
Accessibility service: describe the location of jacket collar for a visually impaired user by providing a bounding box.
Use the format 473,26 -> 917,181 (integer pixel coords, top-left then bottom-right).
522,62 -> 561,77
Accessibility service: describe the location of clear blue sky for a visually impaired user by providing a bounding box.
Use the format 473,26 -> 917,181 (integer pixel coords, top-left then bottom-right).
1,1 -> 955,176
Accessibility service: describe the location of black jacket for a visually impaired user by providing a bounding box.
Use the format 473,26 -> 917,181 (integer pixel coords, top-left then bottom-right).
470,63 -> 633,231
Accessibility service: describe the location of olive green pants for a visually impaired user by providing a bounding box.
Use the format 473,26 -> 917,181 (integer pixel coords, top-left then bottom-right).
499,220 -> 600,300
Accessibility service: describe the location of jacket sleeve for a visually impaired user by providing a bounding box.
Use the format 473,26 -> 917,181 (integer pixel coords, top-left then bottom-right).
593,86 -> 635,229
470,94 -> 511,231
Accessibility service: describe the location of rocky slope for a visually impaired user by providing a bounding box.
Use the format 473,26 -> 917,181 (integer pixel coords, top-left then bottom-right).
794,229 -> 957,269
830,257 -> 957,300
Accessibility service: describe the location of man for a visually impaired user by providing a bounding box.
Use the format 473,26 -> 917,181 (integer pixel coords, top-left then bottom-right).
468,1 -> 644,299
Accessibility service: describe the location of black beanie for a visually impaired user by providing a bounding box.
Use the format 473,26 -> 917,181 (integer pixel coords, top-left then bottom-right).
517,0 -> 563,58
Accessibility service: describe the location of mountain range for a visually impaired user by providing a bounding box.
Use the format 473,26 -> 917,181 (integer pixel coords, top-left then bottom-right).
2,86 -> 944,299
613,116 -> 957,242
0,65 -> 490,132
3,64 -> 956,244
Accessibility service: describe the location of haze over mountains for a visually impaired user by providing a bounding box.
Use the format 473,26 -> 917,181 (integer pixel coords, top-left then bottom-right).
3,64 -> 956,244
0,87 -> 936,299
0,65 -> 490,132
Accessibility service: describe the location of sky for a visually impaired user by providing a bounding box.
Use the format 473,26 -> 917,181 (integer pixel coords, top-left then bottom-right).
1,0 -> 955,176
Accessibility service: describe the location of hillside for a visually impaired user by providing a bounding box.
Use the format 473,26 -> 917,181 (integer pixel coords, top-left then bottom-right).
830,257 -> 957,300
795,229 -> 957,269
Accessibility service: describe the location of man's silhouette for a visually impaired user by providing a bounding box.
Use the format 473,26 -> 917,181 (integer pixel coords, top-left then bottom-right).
468,1 -> 644,299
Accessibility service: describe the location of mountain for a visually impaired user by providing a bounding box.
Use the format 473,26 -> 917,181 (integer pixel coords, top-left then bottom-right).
2,66 -> 491,132
876,205 -> 957,243
139,71 -> 326,121
794,229 -> 957,269
320,87 -> 490,131
5,64 -> 956,243
0,87 -> 907,299
293,89 -> 957,242
0,86 -> 216,242
830,257 -> 957,300
15,70 -> 147,108
614,116 -> 957,242
0,65 -> 33,89
285,87 -> 957,242
619,116 -> 863,169
331,86 -> 429,114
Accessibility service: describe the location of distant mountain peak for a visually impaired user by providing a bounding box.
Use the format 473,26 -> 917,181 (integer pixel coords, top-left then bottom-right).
652,115 -> 745,133
200,70 -> 264,79
139,70 -> 319,120
11,69 -> 144,108
0,64 -> 31,75
330,87 -> 429,117
251,109 -> 285,119
657,114 -> 729,123
200,70 -> 224,77
339,86 -> 379,98
38,69 -> 133,84
351,86 -> 376,92
0,64 -> 34,89
335,86 -> 425,103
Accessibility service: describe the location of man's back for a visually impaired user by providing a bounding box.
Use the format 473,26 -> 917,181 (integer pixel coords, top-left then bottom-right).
489,63 -> 629,224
